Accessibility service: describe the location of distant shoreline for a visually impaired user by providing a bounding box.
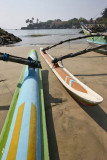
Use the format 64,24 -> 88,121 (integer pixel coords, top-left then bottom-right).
21,27 -> 80,30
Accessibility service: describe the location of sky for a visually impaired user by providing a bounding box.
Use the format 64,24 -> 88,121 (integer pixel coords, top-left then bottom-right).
0,0 -> 107,29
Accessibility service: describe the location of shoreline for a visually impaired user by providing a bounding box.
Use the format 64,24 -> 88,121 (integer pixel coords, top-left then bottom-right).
4,28 -> 88,47
0,44 -> 107,159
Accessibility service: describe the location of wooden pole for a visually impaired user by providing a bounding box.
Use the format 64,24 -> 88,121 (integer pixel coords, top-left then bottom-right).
42,34 -> 101,51
0,52 -> 42,68
52,44 -> 107,63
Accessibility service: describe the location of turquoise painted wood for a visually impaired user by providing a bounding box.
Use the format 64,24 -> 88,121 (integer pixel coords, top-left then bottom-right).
81,26 -> 107,45
0,50 -> 49,160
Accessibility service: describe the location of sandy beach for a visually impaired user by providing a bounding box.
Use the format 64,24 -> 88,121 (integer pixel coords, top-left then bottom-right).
0,44 -> 107,160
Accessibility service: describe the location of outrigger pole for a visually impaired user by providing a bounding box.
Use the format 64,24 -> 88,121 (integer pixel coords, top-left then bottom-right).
0,52 -> 42,68
42,34 -> 100,51
52,44 -> 107,63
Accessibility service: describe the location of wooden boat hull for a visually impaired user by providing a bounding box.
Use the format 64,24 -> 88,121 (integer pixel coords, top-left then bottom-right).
81,25 -> 107,54
40,48 -> 103,106
0,50 -> 49,160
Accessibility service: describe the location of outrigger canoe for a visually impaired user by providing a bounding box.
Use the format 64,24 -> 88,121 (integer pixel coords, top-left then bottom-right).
40,48 -> 103,106
81,24 -> 107,54
0,50 -> 49,160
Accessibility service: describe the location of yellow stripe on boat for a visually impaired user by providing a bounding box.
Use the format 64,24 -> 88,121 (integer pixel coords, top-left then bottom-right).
27,103 -> 37,160
0,50 -> 49,160
6,102 -> 25,160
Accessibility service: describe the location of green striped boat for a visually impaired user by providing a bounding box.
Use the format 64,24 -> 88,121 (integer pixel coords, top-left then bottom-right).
81,25 -> 107,54
0,50 -> 49,160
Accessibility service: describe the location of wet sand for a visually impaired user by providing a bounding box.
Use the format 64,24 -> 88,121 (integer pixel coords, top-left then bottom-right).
0,44 -> 107,160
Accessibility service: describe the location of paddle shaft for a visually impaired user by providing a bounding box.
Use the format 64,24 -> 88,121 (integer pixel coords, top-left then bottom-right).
0,52 -> 41,68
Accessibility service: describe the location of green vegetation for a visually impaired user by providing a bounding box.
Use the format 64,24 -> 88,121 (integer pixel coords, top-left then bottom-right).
96,8 -> 107,24
21,8 -> 107,29
21,18 -> 88,29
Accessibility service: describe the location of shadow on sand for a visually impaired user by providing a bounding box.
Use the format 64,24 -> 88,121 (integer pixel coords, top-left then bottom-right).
0,79 -> 6,83
42,70 -> 61,160
74,73 -> 107,77
74,99 -> 107,132
73,73 -> 107,132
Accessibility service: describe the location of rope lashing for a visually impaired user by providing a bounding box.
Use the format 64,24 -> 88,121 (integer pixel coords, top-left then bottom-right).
28,57 -> 42,68
2,53 -> 9,61
82,49 -> 87,53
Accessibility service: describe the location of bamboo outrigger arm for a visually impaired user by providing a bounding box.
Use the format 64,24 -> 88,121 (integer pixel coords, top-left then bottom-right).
42,34 -> 101,51
52,44 -> 107,63
0,52 -> 42,68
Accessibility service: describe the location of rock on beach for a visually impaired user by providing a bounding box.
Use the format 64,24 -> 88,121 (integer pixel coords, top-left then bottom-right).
0,28 -> 22,45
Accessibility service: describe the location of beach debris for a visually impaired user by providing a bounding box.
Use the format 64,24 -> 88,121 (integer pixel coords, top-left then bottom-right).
0,28 -> 22,46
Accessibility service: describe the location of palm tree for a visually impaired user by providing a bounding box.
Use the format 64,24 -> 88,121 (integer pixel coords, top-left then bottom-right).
37,18 -> 39,24
32,17 -> 34,23
102,8 -> 107,18
26,19 -> 30,23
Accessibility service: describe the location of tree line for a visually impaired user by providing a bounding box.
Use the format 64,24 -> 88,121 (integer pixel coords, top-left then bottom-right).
21,8 -> 107,29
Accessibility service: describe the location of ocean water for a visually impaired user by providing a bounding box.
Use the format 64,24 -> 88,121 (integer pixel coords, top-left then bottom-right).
6,29 -> 87,46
